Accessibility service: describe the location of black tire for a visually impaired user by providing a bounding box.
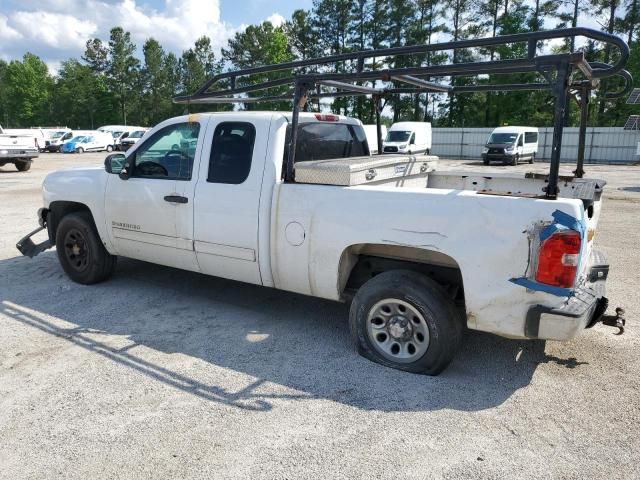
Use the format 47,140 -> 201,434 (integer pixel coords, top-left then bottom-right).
106,145 -> 113,152
76,147 -> 84,154
349,270 -> 462,375
529,153 -> 535,164
15,161 -> 31,172
511,154 -> 519,166
483,158 -> 489,165
55,212 -> 116,284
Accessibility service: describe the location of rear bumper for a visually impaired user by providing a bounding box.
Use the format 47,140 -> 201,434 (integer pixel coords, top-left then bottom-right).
525,250 -> 609,340
0,151 -> 38,160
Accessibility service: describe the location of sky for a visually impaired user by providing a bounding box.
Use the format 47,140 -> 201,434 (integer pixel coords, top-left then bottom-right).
0,0 -> 313,73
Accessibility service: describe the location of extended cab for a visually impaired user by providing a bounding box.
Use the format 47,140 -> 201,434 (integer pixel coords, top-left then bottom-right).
17,112 -> 616,374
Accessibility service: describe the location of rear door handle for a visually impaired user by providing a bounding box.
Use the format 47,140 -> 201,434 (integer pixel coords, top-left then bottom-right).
164,195 -> 188,204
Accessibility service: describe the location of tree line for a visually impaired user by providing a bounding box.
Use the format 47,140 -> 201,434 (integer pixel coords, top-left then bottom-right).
0,0 -> 638,130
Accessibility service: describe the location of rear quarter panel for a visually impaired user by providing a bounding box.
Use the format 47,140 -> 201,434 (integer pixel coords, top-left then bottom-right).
272,183 -> 588,339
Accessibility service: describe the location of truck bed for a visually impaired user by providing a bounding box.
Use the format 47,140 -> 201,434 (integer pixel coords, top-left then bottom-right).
295,155 -> 604,202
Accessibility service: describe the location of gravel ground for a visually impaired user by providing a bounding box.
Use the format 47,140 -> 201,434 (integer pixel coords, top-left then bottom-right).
1,153 -> 639,479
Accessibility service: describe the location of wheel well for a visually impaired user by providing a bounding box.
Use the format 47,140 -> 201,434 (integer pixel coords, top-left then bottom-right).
339,244 -> 465,307
46,201 -> 94,241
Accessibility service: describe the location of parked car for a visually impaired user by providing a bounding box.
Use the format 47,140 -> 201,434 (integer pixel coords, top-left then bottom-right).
98,125 -> 146,150
362,124 -> 387,154
0,124 -> 39,171
17,112 -> 614,375
482,126 -> 539,165
382,122 -> 432,155
118,129 -> 148,151
44,129 -> 74,152
60,131 -> 114,153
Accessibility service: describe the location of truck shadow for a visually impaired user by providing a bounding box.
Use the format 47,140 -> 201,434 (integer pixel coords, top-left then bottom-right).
1,253 -> 557,413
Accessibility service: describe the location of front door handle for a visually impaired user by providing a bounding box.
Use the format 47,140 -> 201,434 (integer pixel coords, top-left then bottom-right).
164,195 -> 188,204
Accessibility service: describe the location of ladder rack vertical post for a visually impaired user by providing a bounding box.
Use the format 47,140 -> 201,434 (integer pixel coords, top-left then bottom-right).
547,62 -> 571,199
374,95 -> 383,155
286,82 -> 308,182
574,82 -> 590,178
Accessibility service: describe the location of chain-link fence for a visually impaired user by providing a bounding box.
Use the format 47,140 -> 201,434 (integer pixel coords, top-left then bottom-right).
431,127 -> 640,163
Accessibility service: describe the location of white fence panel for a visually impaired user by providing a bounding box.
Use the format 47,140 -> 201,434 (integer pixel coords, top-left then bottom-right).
431,127 -> 640,163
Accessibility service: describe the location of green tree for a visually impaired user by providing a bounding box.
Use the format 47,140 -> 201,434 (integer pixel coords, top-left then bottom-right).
105,27 -> 140,124
82,38 -> 108,73
0,60 -> 8,127
4,53 -> 52,127
286,9 -> 320,61
140,38 -> 173,125
53,59 -> 112,128
222,22 -> 294,110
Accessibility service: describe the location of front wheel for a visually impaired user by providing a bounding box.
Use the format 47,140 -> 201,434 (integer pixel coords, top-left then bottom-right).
76,147 -> 84,154
510,154 -> 519,166
106,145 -> 114,152
55,212 -> 117,284
15,161 -> 31,172
349,270 -> 462,375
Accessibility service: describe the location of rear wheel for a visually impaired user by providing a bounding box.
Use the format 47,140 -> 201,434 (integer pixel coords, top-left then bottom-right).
15,161 -> 31,172
529,153 -> 535,164
349,270 -> 462,375
55,212 -> 117,284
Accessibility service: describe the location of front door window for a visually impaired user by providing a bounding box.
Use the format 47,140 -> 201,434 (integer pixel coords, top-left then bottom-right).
132,122 -> 200,180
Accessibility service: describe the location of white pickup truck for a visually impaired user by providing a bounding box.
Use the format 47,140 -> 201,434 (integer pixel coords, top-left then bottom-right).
17,112 -> 618,374
0,125 -> 39,171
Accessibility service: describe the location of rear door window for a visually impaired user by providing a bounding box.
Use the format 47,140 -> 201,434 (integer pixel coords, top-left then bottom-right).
207,122 -> 256,184
284,122 -> 369,163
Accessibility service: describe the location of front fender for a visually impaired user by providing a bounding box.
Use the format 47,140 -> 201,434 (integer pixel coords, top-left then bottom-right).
42,166 -> 114,254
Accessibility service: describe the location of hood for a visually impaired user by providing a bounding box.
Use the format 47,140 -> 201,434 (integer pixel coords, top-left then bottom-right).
43,166 -> 106,207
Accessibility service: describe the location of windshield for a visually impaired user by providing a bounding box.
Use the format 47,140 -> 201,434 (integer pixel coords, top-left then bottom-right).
112,131 -> 123,139
51,131 -> 67,139
70,136 -> 86,143
130,130 -> 145,139
488,133 -> 518,144
385,130 -> 411,143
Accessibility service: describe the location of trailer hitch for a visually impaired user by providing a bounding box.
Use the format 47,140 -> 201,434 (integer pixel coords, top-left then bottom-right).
600,307 -> 626,335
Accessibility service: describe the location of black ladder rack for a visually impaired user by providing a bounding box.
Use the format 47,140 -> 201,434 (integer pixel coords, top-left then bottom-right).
174,27 -> 633,199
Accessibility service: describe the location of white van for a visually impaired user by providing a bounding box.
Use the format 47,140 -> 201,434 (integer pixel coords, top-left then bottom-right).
44,129 -> 74,152
60,131 -> 114,153
482,126 -> 539,165
98,125 -> 146,150
362,124 -> 388,154
382,122 -> 432,155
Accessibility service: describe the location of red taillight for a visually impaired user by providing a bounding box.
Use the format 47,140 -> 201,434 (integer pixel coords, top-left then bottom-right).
535,230 -> 581,288
314,113 -> 339,122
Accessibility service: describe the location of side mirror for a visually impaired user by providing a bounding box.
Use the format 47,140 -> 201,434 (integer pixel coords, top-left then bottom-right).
104,153 -> 126,176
